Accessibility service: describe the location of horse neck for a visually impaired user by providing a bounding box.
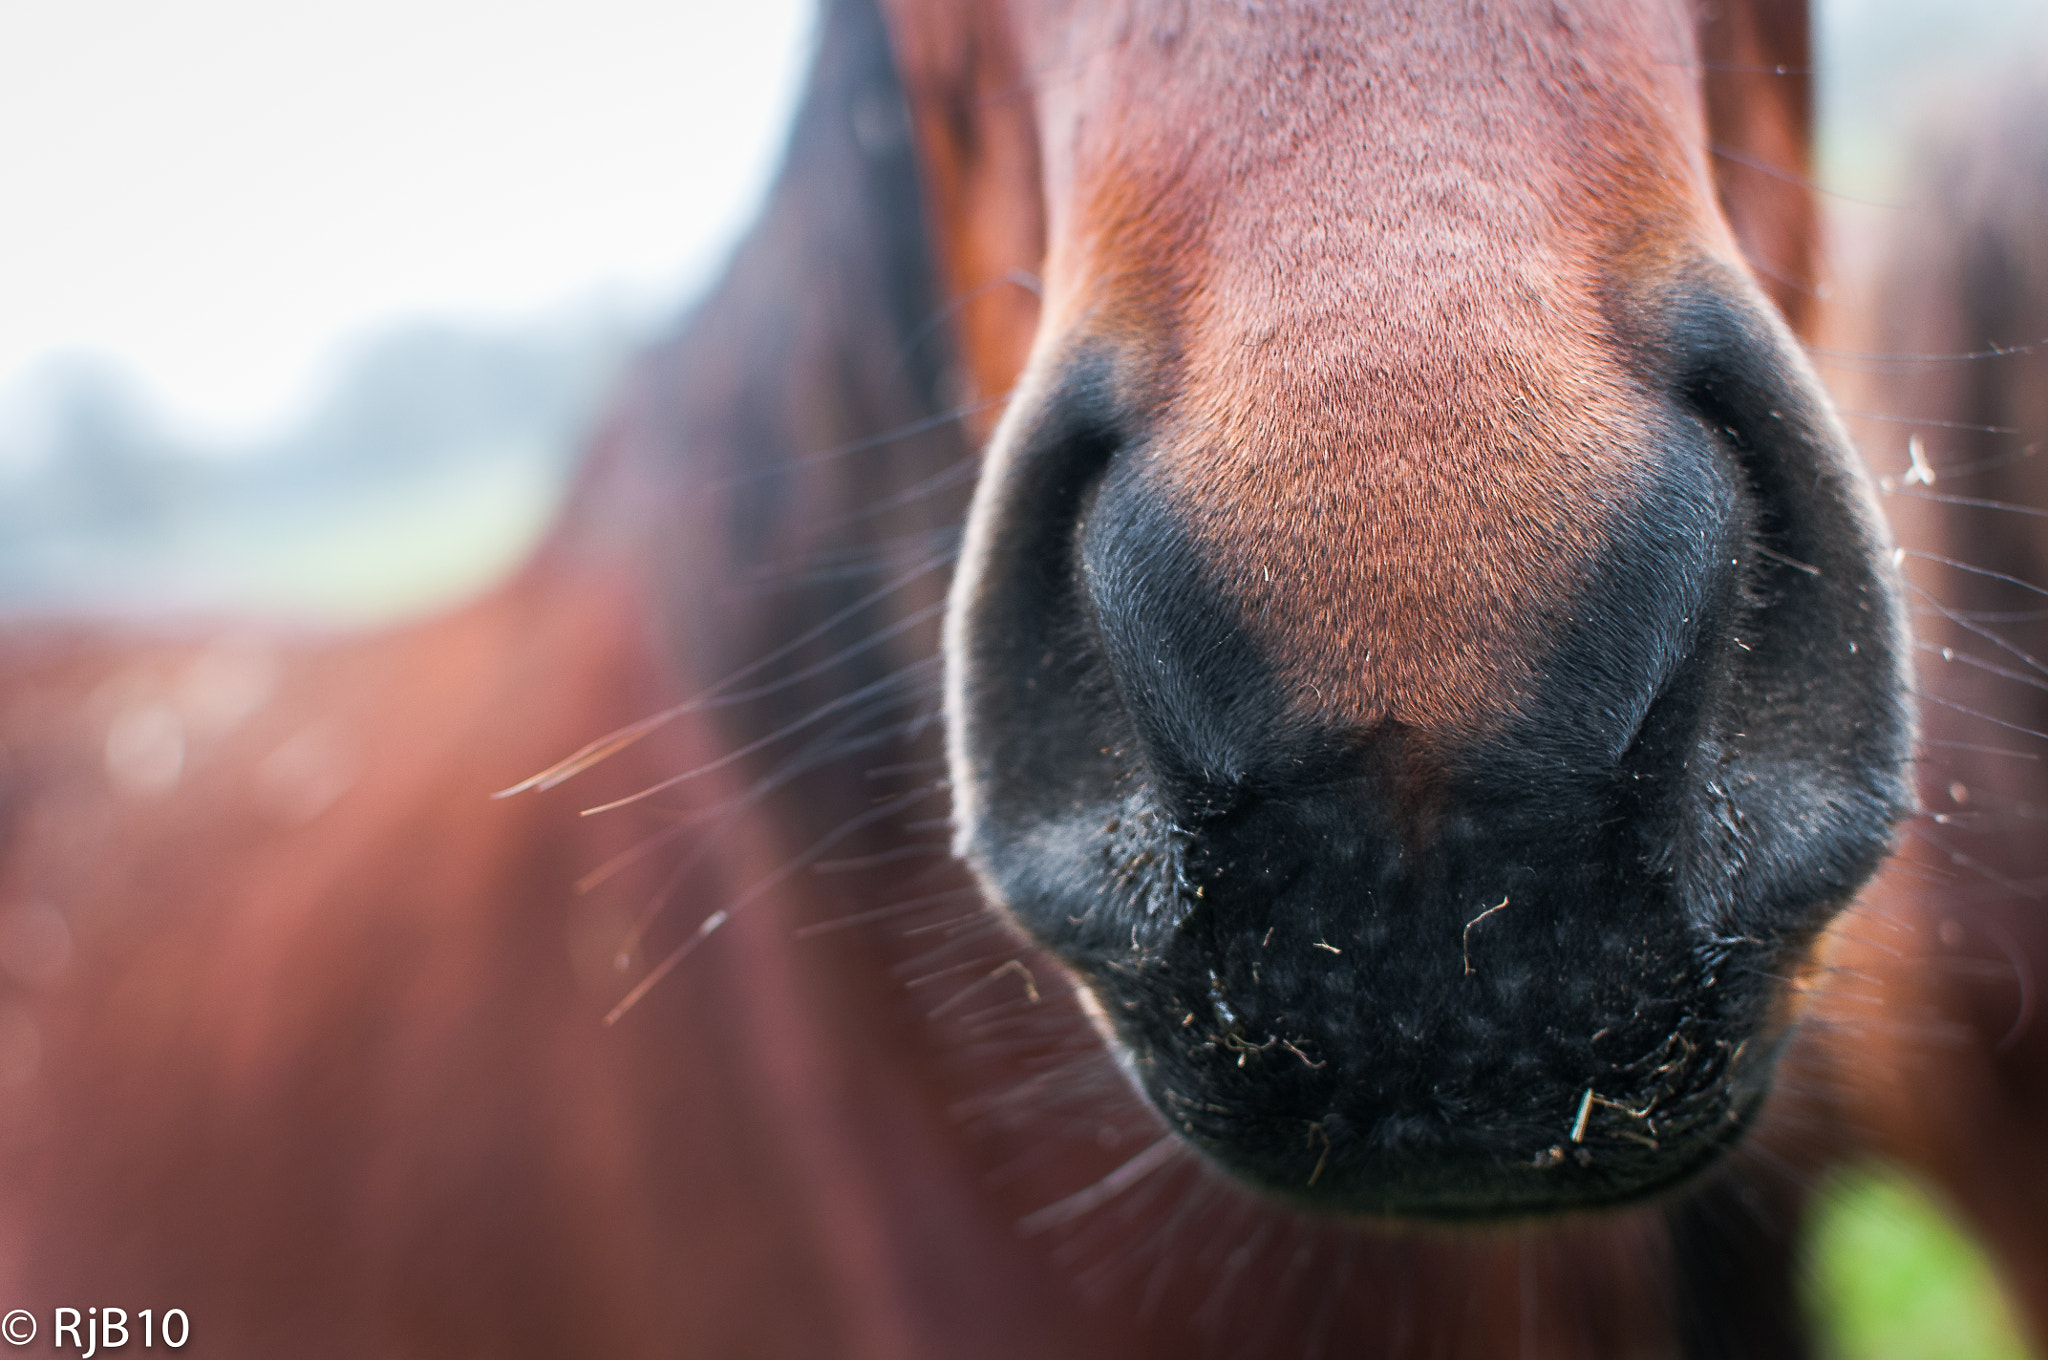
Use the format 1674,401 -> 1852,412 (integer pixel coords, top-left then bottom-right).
490,14 -> 1041,1341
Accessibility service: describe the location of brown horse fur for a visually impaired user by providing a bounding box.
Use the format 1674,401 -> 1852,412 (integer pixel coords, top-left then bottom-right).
0,0 -> 2031,1356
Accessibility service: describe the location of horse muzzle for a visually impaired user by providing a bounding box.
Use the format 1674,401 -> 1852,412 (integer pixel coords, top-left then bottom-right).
944,266 -> 1912,1219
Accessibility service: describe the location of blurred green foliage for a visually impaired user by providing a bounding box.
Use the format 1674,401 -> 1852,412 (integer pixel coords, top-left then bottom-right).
1805,1165 -> 2032,1360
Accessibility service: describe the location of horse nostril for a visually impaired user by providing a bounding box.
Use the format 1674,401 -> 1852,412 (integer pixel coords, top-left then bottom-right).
1074,454 -> 1299,805
1648,282 -> 1915,936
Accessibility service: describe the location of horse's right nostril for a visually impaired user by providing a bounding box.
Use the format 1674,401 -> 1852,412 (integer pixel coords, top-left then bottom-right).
1073,449 -> 1311,806
943,350 -> 1135,846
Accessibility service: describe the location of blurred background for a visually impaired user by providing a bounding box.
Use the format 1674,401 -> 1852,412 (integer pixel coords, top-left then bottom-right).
0,0 -> 811,620
1,1 -> 2043,1355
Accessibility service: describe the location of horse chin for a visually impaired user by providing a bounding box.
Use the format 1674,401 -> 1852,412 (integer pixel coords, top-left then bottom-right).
1152,1060 -> 1774,1223
964,791 -> 1816,1221
1086,960 -> 1787,1222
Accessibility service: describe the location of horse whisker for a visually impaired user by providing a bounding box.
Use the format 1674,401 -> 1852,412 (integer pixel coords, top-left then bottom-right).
709,394 -> 1007,490
1905,578 -> 2048,683
1913,738 -> 2041,760
498,557 -> 952,796
605,782 -> 947,1024
1843,408 -> 2020,434
1018,1137 -> 1184,1235
575,820 -> 693,896
610,705 -> 940,960
1888,487 -> 2048,519
1902,548 -> 2048,598
1807,337 -> 2047,364
580,659 -> 939,815
792,885 -> 982,939
1911,689 -> 2048,744
1705,139 -> 1900,207
1916,640 -> 2048,695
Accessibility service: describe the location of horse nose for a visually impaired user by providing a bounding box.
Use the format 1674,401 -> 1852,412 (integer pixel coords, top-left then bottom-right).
944,275 -> 1911,1215
1060,278 -> 1908,930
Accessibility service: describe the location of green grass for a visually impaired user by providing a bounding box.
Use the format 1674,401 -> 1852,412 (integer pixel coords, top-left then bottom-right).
1805,1165 -> 2033,1360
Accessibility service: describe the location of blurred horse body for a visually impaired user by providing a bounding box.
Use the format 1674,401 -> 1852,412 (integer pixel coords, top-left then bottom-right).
1810,75 -> 2048,1352
0,2 -> 2036,1357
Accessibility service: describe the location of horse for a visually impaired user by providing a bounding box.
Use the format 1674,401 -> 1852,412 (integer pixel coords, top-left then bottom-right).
0,0 -> 2016,1355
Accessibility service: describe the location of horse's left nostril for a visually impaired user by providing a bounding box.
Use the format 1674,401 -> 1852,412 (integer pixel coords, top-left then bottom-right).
1073,447 -> 1311,805
1650,281 -> 1916,938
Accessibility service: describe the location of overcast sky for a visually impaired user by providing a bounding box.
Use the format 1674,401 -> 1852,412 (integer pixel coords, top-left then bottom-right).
0,0 -> 812,440
2,0 -> 2040,448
